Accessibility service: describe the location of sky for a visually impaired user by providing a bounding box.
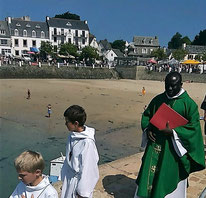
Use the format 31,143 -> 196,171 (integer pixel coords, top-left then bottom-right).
1,0 -> 206,47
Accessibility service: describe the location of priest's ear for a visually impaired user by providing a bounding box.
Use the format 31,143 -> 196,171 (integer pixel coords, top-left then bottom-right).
35,169 -> 42,177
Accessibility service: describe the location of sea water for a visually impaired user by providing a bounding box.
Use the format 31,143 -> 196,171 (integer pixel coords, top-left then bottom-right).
0,118 -> 66,198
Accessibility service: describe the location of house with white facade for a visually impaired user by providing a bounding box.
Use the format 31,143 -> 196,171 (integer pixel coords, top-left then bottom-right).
6,16 -> 49,57
0,21 -> 11,56
104,48 -> 124,66
89,34 -> 99,49
46,17 -> 89,51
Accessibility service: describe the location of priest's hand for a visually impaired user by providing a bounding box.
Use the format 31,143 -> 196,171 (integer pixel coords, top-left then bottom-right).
147,130 -> 156,142
160,121 -> 173,136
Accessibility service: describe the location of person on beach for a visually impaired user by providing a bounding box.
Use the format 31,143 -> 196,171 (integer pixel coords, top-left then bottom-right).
27,89 -> 31,99
141,87 -> 146,96
47,104 -> 52,118
134,71 -> 205,198
9,150 -> 58,198
61,105 -> 99,198
201,95 -> 206,144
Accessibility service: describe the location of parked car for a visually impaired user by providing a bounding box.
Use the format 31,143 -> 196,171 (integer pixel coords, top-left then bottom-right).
22,54 -> 31,61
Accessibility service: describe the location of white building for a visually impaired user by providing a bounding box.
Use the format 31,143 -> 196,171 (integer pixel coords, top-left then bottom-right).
6,16 -> 49,57
46,17 -> 90,51
0,21 -> 12,56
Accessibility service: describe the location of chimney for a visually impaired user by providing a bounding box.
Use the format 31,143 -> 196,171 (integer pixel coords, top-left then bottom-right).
22,16 -> 30,21
182,43 -> 186,49
6,16 -> 12,24
84,20 -> 87,24
46,16 -> 50,22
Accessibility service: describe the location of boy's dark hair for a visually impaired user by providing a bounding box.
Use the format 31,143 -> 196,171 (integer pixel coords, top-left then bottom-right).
64,105 -> 87,126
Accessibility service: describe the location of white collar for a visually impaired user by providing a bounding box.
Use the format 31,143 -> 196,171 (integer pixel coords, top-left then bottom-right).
166,88 -> 185,99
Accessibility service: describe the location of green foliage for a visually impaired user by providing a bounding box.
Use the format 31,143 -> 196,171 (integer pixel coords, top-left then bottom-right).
194,54 -> 201,61
192,30 -> 206,45
151,48 -> 167,60
111,40 -> 126,52
39,41 -> 54,59
202,52 -> 206,61
59,43 -> 78,57
168,32 -> 183,49
181,36 -> 191,45
172,49 -> 187,61
80,46 -> 99,64
54,11 -> 80,20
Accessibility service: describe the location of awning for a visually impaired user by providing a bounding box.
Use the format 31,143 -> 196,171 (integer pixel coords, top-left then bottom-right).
30,47 -> 39,53
181,60 -> 201,64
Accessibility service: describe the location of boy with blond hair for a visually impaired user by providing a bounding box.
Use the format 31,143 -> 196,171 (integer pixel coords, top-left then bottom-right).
10,150 -> 58,198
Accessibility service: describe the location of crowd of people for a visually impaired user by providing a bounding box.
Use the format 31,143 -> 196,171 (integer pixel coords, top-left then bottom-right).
9,72 -> 205,198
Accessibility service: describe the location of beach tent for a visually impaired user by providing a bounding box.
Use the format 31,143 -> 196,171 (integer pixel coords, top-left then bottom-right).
182,60 -> 201,64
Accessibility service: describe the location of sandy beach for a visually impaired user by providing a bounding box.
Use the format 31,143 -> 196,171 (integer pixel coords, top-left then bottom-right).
1,78 -> 205,155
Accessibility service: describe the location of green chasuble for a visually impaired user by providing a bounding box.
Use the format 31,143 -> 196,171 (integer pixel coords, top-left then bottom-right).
136,91 -> 205,198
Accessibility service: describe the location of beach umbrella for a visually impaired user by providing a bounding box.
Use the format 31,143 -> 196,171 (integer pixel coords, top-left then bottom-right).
181,60 -> 201,65
148,59 -> 157,64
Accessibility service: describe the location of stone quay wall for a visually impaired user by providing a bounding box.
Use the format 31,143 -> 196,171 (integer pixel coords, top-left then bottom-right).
0,65 -> 205,83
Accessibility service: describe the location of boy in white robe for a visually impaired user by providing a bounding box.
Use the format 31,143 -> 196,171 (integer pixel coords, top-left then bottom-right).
10,150 -> 58,198
61,105 -> 99,198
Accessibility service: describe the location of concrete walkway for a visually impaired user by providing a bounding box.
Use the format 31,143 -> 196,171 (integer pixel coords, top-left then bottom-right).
54,152 -> 206,198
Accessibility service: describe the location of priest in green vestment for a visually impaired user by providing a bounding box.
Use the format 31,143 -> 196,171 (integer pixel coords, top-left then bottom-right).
134,72 -> 205,198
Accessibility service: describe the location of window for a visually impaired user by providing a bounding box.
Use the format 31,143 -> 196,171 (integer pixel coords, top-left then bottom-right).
75,30 -> 78,37
41,31 -> 45,38
54,36 -> 57,42
14,29 -> 19,36
149,39 -> 153,44
75,38 -> 78,45
142,39 -> 145,44
16,23 -> 21,27
32,30 -> 36,37
15,39 -> 19,46
61,29 -> 64,35
61,37 -> 64,44
32,40 -> 36,47
26,24 -> 31,28
68,38 -> 71,43
142,48 -> 147,54
0,39 -> 8,45
23,30 -> 27,37
0,30 -> 5,35
82,38 -> 85,45
15,50 -> 19,56
54,28 -> 57,35
111,53 -> 113,56
66,22 -> 71,26
23,39 -> 27,47
35,24 -> 40,28
82,31 -> 85,37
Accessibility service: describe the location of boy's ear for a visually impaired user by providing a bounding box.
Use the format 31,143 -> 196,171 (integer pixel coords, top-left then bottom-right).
74,121 -> 79,126
35,169 -> 42,176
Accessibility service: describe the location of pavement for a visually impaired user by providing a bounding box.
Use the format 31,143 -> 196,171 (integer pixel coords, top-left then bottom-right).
54,152 -> 206,198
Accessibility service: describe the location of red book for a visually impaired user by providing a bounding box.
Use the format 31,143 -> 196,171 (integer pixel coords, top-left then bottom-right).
150,103 -> 188,130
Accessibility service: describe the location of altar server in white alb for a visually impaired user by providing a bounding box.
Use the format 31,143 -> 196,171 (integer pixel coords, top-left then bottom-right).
9,150 -> 58,198
61,105 -> 99,198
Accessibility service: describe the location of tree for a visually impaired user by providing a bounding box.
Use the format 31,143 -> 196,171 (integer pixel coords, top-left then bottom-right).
172,49 -> 187,61
54,11 -> 80,20
111,40 -> 126,53
168,32 -> 183,49
202,52 -> 206,62
192,30 -> 206,45
181,36 -> 191,45
151,48 -> 167,60
80,46 -> 99,65
59,43 -> 79,57
194,54 -> 201,61
39,41 -> 54,60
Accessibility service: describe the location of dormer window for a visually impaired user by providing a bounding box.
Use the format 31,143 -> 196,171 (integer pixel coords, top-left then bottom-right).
14,29 -> 19,36
66,22 -> 72,26
23,30 -> 27,37
142,39 -> 145,44
0,29 -> 6,35
149,39 -> 153,44
32,30 -> 36,37
16,23 -> 21,27
35,24 -> 40,28
26,24 -> 31,28
41,31 -> 45,38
